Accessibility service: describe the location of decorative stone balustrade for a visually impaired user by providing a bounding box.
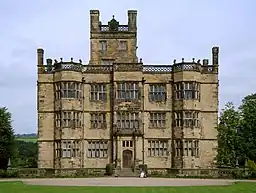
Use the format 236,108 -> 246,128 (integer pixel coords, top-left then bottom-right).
39,60 -> 217,74
100,25 -> 129,32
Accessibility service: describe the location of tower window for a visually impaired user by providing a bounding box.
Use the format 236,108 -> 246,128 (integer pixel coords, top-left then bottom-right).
99,40 -> 107,51
119,40 -> 128,50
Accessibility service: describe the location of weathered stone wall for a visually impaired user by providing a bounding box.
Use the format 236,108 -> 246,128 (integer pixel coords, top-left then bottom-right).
37,10 -> 219,170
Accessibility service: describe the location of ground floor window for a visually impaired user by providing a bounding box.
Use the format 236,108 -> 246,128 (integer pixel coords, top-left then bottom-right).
147,140 -> 168,157
174,139 -> 199,157
87,140 -> 108,158
55,140 -> 81,158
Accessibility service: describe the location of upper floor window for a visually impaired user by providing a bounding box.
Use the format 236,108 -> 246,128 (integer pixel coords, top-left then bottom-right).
174,82 -> 200,100
122,140 -> 133,148
148,140 -> 168,157
90,84 -> 107,101
99,40 -> 107,51
174,111 -> 199,128
55,111 -> 82,128
174,112 -> 182,127
119,40 -> 127,50
55,82 -> 82,99
117,82 -> 139,100
149,112 -> 166,129
116,112 -> 139,129
183,111 -> 199,128
90,113 -> 106,129
149,84 -> 166,102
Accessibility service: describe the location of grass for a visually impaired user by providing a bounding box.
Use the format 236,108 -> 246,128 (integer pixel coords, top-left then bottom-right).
16,136 -> 37,143
0,181 -> 255,193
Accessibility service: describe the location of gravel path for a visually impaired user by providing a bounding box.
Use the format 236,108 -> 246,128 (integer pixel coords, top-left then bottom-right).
1,178 -> 255,187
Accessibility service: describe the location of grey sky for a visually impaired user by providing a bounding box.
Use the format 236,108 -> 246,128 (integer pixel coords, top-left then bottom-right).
0,0 -> 255,134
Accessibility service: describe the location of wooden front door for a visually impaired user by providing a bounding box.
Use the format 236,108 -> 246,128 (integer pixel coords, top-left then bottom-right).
122,150 -> 133,168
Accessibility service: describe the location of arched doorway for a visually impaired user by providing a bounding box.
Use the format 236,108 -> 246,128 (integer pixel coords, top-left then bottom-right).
122,149 -> 133,168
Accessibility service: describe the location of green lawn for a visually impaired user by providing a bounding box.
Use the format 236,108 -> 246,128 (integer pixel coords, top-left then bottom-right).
0,182 -> 255,193
16,137 -> 37,143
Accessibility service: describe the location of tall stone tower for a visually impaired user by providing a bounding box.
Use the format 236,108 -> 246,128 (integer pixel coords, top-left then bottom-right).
89,10 -> 138,65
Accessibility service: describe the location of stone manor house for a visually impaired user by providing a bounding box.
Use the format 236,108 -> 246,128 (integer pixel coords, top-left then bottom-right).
37,10 -> 219,170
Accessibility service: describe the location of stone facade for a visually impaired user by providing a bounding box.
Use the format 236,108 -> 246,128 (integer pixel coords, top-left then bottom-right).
37,10 -> 219,170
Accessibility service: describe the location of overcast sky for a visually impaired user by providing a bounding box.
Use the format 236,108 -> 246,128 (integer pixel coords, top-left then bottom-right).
0,0 -> 255,134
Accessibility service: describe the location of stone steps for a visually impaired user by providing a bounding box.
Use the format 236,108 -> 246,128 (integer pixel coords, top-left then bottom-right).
114,168 -> 138,177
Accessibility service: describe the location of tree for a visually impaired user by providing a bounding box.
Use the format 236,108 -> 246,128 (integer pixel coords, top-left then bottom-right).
14,140 -> 38,168
217,102 -> 240,167
238,94 -> 256,162
0,107 -> 15,170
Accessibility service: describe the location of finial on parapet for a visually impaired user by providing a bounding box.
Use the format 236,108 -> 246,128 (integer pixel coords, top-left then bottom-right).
54,59 -> 58,64
139,58 -> 143,63
60,58 -> 63,62
192,58 -> 195,63
79,59 -> 82,64
173,59 -> 176,64
182,58 -> 184,63
71,57 -> 73,62
46,58 -> 53,65
197,59 -> 200,64
203,59 -> 209,65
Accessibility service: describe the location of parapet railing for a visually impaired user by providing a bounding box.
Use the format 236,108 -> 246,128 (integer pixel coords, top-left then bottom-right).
38,61 -> 217,74
55,62 -> 83,72
143,65 -> 173,73
99,25 -> 129,32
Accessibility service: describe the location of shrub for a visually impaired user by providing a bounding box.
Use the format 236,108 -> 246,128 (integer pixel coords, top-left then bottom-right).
149,170 -> 163,177
75,169 -> 88,177
105,163 -> 114,176
231,170 -> 248,179
248,160 -> 256,179
0,169 -> 19,178
248,160 -> 256,170
166,168 -> 179,177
